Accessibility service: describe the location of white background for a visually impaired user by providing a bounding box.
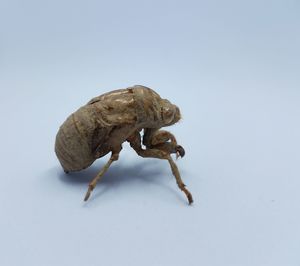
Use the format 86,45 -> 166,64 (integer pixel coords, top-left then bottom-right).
1,0 -> 300,265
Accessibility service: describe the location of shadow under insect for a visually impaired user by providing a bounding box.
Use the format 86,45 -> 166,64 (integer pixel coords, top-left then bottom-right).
59,160 -> 164,184
57,159 -> 184,203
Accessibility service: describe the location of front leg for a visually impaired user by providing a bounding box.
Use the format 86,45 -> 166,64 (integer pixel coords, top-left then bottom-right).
127,131 -> 193,204
143,129 -> 185,158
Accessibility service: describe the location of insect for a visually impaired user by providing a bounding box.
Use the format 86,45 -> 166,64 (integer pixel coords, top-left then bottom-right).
55,85 -> 193,204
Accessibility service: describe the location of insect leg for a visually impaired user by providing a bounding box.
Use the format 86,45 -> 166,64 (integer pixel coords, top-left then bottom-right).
128,132 -> 193,204
143,129 -> 185,158
149,142 -> 185,158
165,155 -> 193,204
84,148 -> 121,201
149,130 -> 178,146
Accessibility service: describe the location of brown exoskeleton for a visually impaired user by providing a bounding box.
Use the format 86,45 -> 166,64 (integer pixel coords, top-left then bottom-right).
55,85 -> 193,204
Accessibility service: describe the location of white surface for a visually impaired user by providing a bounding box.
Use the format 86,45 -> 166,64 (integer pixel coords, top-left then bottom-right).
1,1 -> 300,265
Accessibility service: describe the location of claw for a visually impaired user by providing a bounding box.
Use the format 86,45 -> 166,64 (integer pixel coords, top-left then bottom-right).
175,145 -> 185,159
84,191 -> 91,202
84,184 -> 95,201
187,193 -> 194,205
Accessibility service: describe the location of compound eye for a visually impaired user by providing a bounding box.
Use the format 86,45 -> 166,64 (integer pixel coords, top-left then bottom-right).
161,106 -> 175,124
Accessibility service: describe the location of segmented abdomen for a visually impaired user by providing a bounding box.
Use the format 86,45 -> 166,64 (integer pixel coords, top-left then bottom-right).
55,105 -> 106,172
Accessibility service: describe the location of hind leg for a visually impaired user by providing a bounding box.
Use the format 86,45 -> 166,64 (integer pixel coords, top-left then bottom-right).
84,146 -> 122,201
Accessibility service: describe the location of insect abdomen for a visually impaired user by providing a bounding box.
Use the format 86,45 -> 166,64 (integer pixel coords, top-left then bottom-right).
55,105 -> 100,172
